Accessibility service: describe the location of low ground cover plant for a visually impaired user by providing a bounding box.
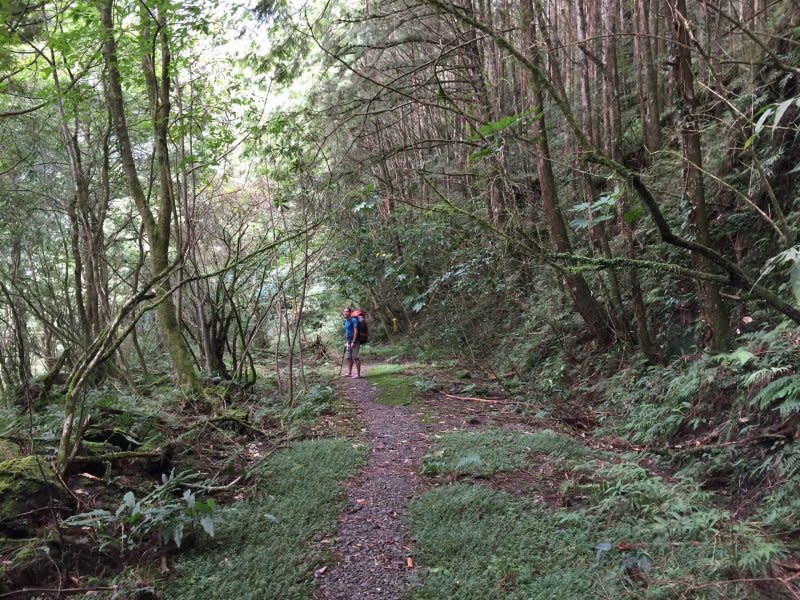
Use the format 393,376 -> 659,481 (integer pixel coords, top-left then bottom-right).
410,430 -> 779,599
367,364 -> 420,406
164,439 -> 365,599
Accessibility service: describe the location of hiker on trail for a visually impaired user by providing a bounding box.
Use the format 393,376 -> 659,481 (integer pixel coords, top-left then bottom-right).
342,307 -> 361,378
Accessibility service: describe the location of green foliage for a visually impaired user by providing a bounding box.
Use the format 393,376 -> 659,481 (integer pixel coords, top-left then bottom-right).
600,321 -> 800,447
412,431 -> 784,597
250,383 -> 335,438
286,384 -> 334,423
409,484 -> 595,600
0,407 -> 23,438
165,439 -> 365,599
367,364 -> 419,406
421,429 -> 591,477
729,523 -> 788,576
758,244 -> 800,304
601,361 -> 715,444
569,186 -> 619,230
580,461 -> 733,543
758,471 -> 800,534
63,470 -> 216,553
751,374 -> 800,416
581,319 -> 800,589
747,95 -> 800,149
466,110 -> 539,163
408,479 -> 764,599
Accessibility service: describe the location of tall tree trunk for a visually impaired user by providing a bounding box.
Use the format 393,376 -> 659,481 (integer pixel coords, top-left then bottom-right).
671,0 -> 731,352
634,0 -> 662,152
99,0 -> 197,388
537,0 -> 630,344
466,0 -> 510,226
48,54 -> 92,347
574,0 -> 630,341
523,0 -> 611,345
599,0 -> 658,359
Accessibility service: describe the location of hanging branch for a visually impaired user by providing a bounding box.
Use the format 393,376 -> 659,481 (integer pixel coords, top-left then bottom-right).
56,222 -> 325,473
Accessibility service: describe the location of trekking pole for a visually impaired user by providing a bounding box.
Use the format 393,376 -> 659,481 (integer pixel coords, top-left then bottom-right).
339,345 -> 346,376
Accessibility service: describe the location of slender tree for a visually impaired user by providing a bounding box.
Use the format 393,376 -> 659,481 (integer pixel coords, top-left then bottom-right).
99,0 -> 198,389
523,2 -> 612,344
670,0 -> 731,352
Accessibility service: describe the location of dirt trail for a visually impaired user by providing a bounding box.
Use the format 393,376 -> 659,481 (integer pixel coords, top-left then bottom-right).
315,367 -> 428,600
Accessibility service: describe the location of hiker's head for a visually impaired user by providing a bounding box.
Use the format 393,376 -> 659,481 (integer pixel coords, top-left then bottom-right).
342,307 -> 352,317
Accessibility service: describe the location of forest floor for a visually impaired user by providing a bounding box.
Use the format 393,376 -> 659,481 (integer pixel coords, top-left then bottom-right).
309,360 -> 794,600
11,355 -> 790,598
315,362 -> 529,599
315,368 -> 426,599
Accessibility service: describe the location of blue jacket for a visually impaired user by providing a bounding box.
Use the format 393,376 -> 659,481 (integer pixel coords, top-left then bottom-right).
344,317 -> 359,342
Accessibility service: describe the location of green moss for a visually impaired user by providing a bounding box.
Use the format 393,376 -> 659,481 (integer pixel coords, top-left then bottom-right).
0,441 -> 19,461
80,441 -> 120,455
0,456 -> 60,520
0,536 -> 53,593
3,537 -> 40,563
367,365 -> 418,406
216,407 -> 249,422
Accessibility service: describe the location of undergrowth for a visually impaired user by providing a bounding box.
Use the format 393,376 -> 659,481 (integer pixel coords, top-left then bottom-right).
421,429 -> 590,477
164,439 -> 365,599
410,431 -> 776,599
589,322 -> 800,544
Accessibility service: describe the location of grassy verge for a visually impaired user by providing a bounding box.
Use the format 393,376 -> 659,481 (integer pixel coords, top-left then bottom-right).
164,439 -> 365,599
421,429 -> 591,477
367,364 -> 419,406
409,429 -> 775,599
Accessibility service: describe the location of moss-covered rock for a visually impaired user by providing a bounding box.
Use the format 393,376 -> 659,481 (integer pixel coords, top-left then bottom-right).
0,456 -> 69,536
213,407 -> 251,433
0,440 -> 19,461
84,408 -> 169,452
0,536 -> 60,593
80,440 -> 121,456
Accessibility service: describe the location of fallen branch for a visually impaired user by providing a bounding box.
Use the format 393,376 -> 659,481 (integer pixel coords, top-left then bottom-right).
670,432 -> 787,455
243,443 -> 290,478
0,586 -> 116,598
184,475 -> 243,492
70,449 -> 163,463
442,392 -> 507,404
209,414 -> 274,437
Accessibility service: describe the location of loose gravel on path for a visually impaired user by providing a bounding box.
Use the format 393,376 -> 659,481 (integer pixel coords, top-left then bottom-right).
315,368 -> 428,600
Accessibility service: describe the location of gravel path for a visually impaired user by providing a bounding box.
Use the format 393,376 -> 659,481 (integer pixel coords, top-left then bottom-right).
315,368 -> 428,600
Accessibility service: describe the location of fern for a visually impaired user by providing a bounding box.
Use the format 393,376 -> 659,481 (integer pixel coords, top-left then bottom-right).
778,443 -> 800,478
778,398 -> 800,418
711,347 -> 756,367
741,365 -> 790,388
751,374 -> 800,412
738,542 -> 789,575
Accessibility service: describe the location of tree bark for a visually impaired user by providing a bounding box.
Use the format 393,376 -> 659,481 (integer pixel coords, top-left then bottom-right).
99,0 -> 198,388
523,0 -> 612,345
601,0 -> 658,359
671,0 -> 731,352
634,0 -> 662,152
